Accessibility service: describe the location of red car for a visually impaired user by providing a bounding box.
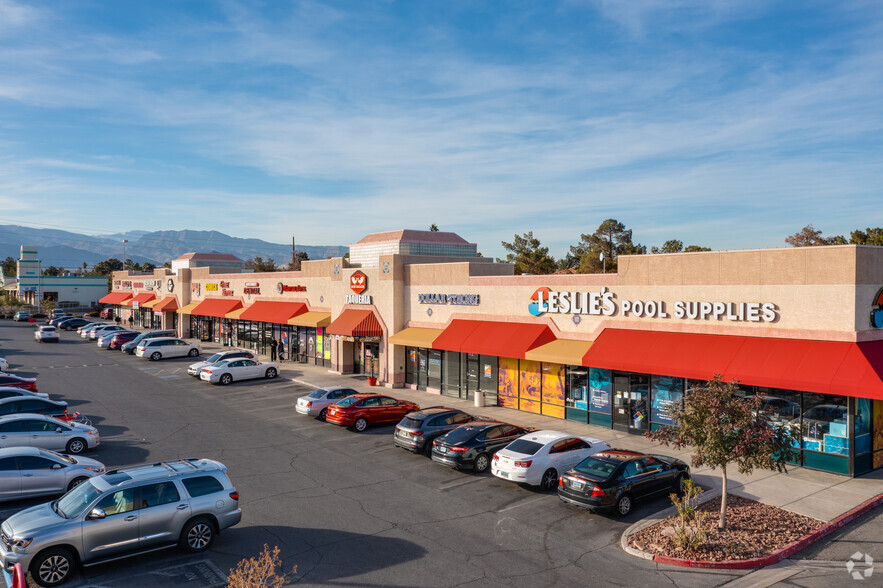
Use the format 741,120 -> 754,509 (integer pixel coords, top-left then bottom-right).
326,394 -> 419,432
109,331 -> 139,349
99,307 -> 114,319
0,374 -> 38,393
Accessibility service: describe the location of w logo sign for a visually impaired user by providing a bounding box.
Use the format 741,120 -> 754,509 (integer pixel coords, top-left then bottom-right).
350,271 -> 367,294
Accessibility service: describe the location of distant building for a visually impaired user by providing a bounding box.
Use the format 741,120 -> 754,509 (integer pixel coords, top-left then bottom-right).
171,252 -> 246,274
12,246 -> 108,308
348,229 -> 479,268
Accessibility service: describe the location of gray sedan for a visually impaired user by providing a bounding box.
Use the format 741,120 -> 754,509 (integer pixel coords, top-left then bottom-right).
295,386 -> 359,420
0,414 -> 100,454
0,446 -> 105,502
0,387 -> 49,400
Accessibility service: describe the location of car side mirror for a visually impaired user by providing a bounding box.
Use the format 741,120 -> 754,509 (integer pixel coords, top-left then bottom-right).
87,508 -> 106,520
56,427 -> 63,433
51,463 -> 62,469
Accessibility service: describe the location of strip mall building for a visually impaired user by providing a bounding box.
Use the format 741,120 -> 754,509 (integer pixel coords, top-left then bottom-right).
103,230 -> 883,477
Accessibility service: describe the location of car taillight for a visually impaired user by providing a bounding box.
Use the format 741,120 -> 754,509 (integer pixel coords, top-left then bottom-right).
305,401 -> 312,408
204,370 -> 212,375
514,460 -> 532,468
432,440 -> 438,446
590,485 -> 605,497
413,431 -> 423,436
558,477 -> 564,488
493,453 -> 499,460
230,490 -> 239,501
449,446 -> 467,453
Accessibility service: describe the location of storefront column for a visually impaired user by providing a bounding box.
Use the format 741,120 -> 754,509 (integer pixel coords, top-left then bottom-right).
338,339 -> 355,374
389,344 -> 406,388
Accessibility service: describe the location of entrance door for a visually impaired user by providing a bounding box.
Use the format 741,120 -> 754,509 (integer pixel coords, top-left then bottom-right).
612,374 -> 650,434
464,353 -> 479,401
417,349 -> 428,391
613,375 -> 630,429
365,342 -> 379,377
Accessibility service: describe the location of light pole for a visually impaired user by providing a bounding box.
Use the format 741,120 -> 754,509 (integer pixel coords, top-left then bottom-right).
600,252 -> 605,274
122,239 -> 128,270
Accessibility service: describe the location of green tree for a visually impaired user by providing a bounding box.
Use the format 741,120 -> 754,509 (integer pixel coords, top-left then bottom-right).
498,232 -> 557,275
850,227 -> 883,246
1,257 -> 16,278
651,240 -> 684,254
42,266 -> 63,276
646,376 -> 800,530
429,224 -> 439,232
569,219 -> 646,273
248,257 -> 279,272
91,258 -> 124,276
683,245 -> 712,252
785,224 -> 845,246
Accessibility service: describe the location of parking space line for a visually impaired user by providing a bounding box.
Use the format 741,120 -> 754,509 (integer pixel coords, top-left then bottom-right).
243,403 -> 297,412
496,495 -> 548,513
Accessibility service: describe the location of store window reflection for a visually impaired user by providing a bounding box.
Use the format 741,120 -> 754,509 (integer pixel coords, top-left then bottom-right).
801,393 -> 848,455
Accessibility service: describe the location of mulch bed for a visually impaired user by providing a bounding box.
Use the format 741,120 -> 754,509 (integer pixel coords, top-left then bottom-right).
628,494 -> 824,561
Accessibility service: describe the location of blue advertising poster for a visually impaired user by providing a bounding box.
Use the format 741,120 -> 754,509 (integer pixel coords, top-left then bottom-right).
589,368 -> 612,414
651,375 -> 683,425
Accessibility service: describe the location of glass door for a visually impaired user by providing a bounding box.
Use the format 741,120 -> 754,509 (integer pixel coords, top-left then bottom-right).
417,349 -> 428,390
465,353 -> 479,401
628,375 -> 650,433
613,375 -> 630,430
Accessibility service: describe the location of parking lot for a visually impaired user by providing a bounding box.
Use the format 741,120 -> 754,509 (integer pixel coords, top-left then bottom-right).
0,321 -> 872,587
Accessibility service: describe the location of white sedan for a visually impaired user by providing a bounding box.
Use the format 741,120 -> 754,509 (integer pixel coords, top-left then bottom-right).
0,358 -> 8,372
200,358 -> 279,385
34,326 -> 59,343
491,430 -> 609,491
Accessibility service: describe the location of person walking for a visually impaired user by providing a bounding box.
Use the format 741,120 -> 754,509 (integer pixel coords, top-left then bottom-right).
270,336 -> 278,361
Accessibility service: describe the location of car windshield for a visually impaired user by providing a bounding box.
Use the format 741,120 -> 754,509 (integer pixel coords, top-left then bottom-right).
309,389 -> 328,399
573,456 -> 619,479
398,415 -> 423,429
336,397 -> 361,407
206,353 -> 223,363
504,439 -> 544,456
439,426 -> 480,445
55,480 -> 104,519
39,449 -> 74,464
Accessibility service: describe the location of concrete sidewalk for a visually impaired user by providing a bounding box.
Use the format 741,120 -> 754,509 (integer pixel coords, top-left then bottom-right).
196,339 -> 882,524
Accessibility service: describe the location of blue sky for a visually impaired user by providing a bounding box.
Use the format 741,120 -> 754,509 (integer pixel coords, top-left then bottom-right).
0,0 -> 881,259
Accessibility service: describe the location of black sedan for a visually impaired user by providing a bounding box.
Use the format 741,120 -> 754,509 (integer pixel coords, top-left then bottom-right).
430,420 -> 533,473
56,317 -> 91,331
557,449 -> 690,517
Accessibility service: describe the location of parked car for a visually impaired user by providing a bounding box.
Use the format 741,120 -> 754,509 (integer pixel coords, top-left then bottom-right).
107,331 -> 140,350
47,316 -> 72,327
56,318 -> 90,331
0,414 -> 98,454
491,431 -> 610,491
0,358 -> 8,372
0,398 -> 68,419
121,330 -> 177,355
87,325 -> 127,341
78,324 -> 105,338
99,307 -> 114,319
326,394 -> 419,432
0,374 -> 38,393
135,337 -> 200,361
97,330 -> 137,349
199,359 -> 278,385
0,387 -> 49,400
187,350 -> 256,377
0,447 -> 105,503
431,420 -> 534,473
394,407 -> 475,457
12,312 -> 30,322
34,326 -> 59,343
557,449 -> 690,516
295,386 -> 359,420
0,457 -> 241,587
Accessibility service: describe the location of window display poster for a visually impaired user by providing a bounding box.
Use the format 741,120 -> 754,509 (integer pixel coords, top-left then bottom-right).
856,397 -> 871,454
316,329 -> 323,357
589,368 -> 612,414
651,375 -> 683,426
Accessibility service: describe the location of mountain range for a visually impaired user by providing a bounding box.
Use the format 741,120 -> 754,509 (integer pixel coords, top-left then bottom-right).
0,226 -> 347,270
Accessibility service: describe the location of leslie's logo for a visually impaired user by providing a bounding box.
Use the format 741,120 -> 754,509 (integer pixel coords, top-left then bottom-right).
528,287 -> 551,316
350,271 -> 367,294
872,288 -> 883,328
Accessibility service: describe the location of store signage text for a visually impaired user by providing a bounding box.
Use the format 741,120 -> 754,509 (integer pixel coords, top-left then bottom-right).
219,281 -> 234,296
350,271 -> 367,294
205,283 -> 218,291
243,287 -> 260,294
529,287 -> 779,323
346,294 -> 372,304
113,280 -> 121,286
133,282 -> 143,288
418,293 -> 480,306
121,281 -> 132,289
277,283 -> 306,294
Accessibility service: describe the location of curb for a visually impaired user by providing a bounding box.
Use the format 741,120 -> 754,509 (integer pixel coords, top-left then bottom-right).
622,492 -> 883,569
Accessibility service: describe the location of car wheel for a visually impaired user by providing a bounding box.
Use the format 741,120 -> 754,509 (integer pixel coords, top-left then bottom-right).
616,493 -> 633,517
68,476 -> 89,491
474,452 -> 490,473
265,367 -> 277,379
352,417 -> 368,432
540,468 -> 559,491
188,348 -> 199,357
30,547 -> 76,587
150,351 -> 162,361
423,442 -> 434,457
65,326 -> 72,331
318,408 -> 328,421
674,473 -> 688,495
179,517 -> 216,553
65,438 -> 86,455
220,373 -> 233,385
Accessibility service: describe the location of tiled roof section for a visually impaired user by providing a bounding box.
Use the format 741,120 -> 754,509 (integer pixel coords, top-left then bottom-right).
353,230 -> 475,247
175,252 -> 244,262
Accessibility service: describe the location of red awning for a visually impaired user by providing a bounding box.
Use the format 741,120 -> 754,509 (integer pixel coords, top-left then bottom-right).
98,292 -> 132,305
152,297 -> 179,313
124,292 -> 157,307
432,320 -> 555,360
238,301 -> 308,324
582,329 -> 883,400
190,298 -> 243,318
326,309 -> 383,337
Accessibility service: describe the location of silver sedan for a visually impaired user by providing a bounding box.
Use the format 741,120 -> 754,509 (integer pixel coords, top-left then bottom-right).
200,358 -> 279,385
0,413 -> 100,454
296,386 -> 359,420
0,387 -> 49,401
0,446 -> 105,502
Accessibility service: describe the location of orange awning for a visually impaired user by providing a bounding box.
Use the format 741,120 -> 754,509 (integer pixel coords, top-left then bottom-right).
524,339 -> 592,365
388,327 -> 443,348
238,301 -> 308,324
190,298 -> 243,318
582,329 -> 883,400
288,312 -> 332,328
432,320 -> 555,359
98,292 -> 132,305
152,297 -> 179,313
123,292 -> 157,307
326,309 -> 383,337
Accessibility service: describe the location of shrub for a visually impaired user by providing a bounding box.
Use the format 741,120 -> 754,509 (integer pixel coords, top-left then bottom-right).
670,479 -> 706,551
227,544 -> 295,588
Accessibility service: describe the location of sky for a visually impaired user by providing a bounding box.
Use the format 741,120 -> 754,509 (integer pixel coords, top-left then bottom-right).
0,0 -> 881,259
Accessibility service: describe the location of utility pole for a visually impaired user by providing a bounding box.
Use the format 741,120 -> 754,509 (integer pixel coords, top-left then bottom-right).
291,236 -> 298,271
123,240 -> 128,271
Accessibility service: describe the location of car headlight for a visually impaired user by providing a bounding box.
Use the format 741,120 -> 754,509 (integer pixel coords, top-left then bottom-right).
12,538 -> 32,550
85,466 -> 104,473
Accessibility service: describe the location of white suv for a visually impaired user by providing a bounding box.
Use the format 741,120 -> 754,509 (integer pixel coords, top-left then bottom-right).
135,337 -> 200,361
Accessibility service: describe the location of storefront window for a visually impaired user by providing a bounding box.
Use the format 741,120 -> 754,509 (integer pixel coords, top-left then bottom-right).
588,368 -> 612,414
565,367 -> 588,410
405,348 -> 418,385
442,351 -> 461,397
479,355 -> 497,403
427,349 -> 442,390
650,375 -> 683,426
801,393 -> 848,455
856,397 -> 871,455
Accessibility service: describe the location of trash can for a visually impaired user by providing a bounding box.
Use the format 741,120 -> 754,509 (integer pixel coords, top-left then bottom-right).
367,376 -> 377,386
474,391 -> 485,408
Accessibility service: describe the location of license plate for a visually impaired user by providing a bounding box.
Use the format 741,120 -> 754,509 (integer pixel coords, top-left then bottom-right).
499,471 -> 508,478
439,447 -> 447,453
570,480 -> 584,490
397,430 -> 408,438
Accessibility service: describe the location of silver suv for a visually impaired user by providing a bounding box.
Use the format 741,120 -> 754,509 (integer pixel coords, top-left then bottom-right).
0,458 -> 240,587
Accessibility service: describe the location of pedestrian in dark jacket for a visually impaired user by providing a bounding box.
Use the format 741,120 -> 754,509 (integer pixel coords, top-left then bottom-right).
270,337 -> 278,361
